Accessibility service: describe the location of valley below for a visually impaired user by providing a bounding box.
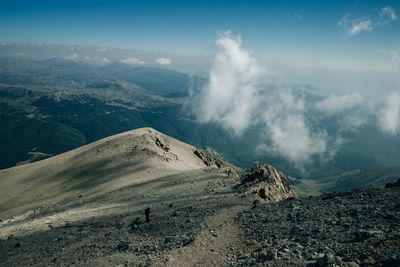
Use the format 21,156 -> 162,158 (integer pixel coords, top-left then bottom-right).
2,57 -> 400,181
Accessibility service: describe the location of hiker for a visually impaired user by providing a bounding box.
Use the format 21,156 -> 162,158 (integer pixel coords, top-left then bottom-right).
145,207 -> 150,223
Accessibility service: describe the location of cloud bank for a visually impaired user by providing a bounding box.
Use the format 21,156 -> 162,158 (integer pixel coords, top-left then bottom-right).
338,6 -> 397,36
193,30 -> 263,135
380,6 -> 397,21
378,92 -> 400,135
315,94 -> 363,115
192,31 -> 333,165
101,57 -> 110,64
348,19 -> 374,36
260,90 -> 328,164
120,57 -> 146,65
65,52 -> 78,60
156,57 -> 171,65
192,31 -> 400,168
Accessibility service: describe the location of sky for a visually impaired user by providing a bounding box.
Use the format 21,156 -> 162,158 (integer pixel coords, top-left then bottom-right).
0,0 -> 399,95
0,1 -> 398,51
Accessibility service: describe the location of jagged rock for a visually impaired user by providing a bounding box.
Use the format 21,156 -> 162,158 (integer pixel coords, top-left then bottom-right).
238,164 -> 297,202
193,148 -> 223,168
155,137 -> 170,152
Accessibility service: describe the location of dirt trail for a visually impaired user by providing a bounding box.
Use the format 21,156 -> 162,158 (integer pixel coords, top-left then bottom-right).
155,204 -> 251,267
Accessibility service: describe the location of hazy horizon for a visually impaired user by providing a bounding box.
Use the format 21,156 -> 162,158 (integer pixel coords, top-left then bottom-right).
1,0 -> 399,96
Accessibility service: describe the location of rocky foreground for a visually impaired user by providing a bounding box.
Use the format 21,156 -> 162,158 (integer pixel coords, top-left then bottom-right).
0,164 -> 399,266
237,180 -> 400,266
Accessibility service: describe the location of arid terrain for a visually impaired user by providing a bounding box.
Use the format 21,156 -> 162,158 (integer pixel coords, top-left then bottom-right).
0,128 -> 399,266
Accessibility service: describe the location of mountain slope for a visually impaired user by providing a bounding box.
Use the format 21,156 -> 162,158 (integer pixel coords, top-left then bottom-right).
0,127 -> 252,267
0,127 -> 215,219
0,128 -> 397,267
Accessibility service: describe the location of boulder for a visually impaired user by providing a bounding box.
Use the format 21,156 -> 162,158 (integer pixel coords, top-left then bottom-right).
220,167 -> 239,178
238,164 -> 297,202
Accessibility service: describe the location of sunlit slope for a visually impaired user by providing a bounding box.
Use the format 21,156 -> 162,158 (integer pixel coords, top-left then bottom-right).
0,127 -> 208,218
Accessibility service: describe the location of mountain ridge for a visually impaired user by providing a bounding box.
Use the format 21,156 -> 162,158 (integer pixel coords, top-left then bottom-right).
0,127 -> 226,220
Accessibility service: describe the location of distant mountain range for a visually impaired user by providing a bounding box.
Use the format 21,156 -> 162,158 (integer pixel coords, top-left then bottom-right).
0,57 -> 204,97
1,56 -> 400,187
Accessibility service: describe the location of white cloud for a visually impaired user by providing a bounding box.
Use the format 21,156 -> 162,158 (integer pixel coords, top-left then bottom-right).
120,57 -> 146,65
378,92 -> 400,135
261,90 -> 328,164
191,31 -> 332,166
380,6 -> 397,21
339,6 -> 397,36
193,30 -> 263,135
191,31 -> 400,167
155,57 -> 171,65
337,14 -> 350,26
339,116 -> 366,132
101,57 -> 110,64
315,94 -> 363,114
65,52 -> 78,60
348,19 -> 374,35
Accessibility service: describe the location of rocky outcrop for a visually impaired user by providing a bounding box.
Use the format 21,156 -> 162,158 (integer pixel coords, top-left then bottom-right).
192,147 -> 239,177
155,137 -> 170,152
219,167 -> 240,178
193,148 -> 223,168
238,164 -> 296,202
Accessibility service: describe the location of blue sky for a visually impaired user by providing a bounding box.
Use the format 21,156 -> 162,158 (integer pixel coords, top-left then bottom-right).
1,0 -> 399,96
0,0 -> 398,52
